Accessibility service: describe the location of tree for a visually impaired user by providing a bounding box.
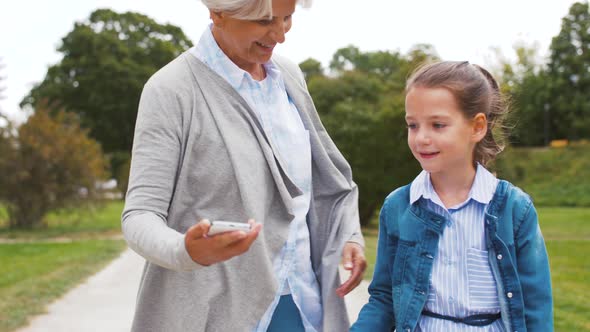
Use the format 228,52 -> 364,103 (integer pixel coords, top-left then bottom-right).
492,43 -> 551,146
21,9 -> 193,156
546,1 -> 590,141
304,45 -> 438,225
299,58 -> 323,80
0,106 -> 107,229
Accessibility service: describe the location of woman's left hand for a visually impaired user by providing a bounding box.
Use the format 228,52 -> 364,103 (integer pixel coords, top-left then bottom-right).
336,242 -> 367,297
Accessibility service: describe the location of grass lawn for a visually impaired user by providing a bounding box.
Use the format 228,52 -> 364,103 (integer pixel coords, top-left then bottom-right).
0,200 -> 125,239
361,207 -> 590,330
0,240 -> 127,332
0,200 -> 127,332
537,207 -> 590,240
548,240 -> 590,331
361,226 -> 378,282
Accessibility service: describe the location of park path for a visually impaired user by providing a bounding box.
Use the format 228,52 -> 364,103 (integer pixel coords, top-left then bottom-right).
16,248 -> 369,331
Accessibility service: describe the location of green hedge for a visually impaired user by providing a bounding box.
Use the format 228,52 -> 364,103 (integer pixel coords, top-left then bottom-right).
492,142 -> 590,207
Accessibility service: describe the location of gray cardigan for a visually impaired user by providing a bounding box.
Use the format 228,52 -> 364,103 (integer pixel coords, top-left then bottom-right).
122,51 -> 363,332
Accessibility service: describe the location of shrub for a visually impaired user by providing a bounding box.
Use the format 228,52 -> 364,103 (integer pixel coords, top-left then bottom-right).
0,108 -> 107,228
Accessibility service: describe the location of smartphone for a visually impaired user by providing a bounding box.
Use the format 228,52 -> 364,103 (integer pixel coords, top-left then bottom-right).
207,220 -> 251,236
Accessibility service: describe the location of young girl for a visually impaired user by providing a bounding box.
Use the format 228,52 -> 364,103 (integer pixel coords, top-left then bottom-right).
351,61 -> 553,331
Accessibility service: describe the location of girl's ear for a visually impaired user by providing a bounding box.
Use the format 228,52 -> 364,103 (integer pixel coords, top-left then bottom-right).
472,113 -> 487,143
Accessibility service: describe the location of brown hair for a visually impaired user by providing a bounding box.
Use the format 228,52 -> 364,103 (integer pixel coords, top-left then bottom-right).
405,61 -> 509,166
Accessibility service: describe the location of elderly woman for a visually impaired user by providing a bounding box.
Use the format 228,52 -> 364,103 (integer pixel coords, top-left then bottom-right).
122,0 -> 366,331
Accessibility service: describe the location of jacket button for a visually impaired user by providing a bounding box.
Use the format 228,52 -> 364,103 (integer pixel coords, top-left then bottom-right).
507,292 -> 513,298
497,254 -> 503,260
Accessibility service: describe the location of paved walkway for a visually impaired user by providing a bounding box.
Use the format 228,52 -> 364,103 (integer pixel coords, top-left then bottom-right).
16,248 -> 370,331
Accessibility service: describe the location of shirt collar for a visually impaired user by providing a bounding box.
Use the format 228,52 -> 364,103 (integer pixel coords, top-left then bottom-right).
409,163 -> 498,205
469,163 -> 498,204
192,24 -> 281,90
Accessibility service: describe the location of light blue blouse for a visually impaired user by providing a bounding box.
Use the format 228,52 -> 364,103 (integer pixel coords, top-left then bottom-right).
190,25 -> 322,332
410,164 -> 503,331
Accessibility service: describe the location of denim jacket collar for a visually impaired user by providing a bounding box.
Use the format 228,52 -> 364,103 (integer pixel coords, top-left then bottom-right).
409,164 -> 497,208
484,180 -> 509,231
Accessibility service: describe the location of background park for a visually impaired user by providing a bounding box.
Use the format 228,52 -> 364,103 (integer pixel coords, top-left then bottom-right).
0,1 -> 589,331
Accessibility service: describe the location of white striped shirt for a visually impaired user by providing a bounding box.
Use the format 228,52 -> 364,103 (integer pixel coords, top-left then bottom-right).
410,164 -> 504,332
190,25 -> 321,332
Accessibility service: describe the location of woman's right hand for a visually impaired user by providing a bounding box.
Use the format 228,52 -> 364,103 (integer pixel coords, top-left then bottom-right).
184,219 -> 262,266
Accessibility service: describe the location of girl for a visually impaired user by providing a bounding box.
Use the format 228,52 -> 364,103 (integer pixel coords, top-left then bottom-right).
351,61 -> 552,331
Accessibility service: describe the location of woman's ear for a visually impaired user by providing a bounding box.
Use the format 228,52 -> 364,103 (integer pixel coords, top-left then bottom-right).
472,113 -> 487,142
210,10 -> 225,27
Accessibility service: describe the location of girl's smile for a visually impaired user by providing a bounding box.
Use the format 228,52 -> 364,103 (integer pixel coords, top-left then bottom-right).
405,86 -> 481,180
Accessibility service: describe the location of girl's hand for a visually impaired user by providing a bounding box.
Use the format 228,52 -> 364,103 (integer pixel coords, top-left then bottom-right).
184,219 -> 262,266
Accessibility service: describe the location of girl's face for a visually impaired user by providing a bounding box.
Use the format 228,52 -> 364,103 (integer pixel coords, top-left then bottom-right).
210,0 -> 296,77
405,87 -> 485,177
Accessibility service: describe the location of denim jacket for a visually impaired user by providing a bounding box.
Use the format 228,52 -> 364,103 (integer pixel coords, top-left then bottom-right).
351,180 -> 553,332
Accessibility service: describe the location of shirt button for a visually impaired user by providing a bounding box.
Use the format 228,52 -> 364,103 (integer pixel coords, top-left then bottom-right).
497,254 -> 503,260
449,296 -> 454,302
507,292 -> 513,298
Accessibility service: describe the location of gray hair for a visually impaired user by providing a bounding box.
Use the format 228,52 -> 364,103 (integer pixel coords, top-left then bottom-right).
201,0 -> 312,20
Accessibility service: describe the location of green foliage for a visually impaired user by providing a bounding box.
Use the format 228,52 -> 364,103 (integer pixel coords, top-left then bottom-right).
0,240 -> 126,332
0,108 -> 107,229
115,155 -> 132,196
109,150 -> 132,194
299,58 -> 323,80
508,70 -> 551,146
21,9 -> 193,155
547,1 -> 590,141
491,143 -> 590,207
491,2 -> 590,146
304,45 -> 438,225
0,205 -> 7,223
493,43 -> 551,146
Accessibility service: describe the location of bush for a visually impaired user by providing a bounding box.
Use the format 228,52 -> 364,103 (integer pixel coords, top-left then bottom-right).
0,108 -> 107,228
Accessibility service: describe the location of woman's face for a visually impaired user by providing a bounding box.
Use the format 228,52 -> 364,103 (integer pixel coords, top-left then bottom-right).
211,0 -> 297,76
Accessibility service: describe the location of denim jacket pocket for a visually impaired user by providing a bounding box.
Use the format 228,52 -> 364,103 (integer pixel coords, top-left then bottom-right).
466,248 -> 501,311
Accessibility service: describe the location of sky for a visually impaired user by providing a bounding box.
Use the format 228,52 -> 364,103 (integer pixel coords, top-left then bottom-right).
0,0 -> 581,123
